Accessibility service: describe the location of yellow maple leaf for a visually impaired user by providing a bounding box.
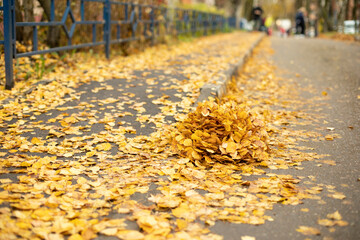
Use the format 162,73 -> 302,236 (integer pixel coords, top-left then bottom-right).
226,141 -> 237,154
86,150 -> 97,157
100,228 -> 118,236
117,230 -> 144,240
176,219 -> 188,230
31,137 -> 43,145
318,219 -> 335,227
96,143 -> 112,151
137,215 -> 158,233
31,208 -> 53,221
328,192 -> 346,200
183,139 -> 193,147
68,234 -> 83,240
327,211 -> 342,220
325,135 -> 334,141
172,203 -> 191,219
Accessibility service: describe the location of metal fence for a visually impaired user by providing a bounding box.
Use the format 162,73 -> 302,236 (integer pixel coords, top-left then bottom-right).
1,0 -> 236,90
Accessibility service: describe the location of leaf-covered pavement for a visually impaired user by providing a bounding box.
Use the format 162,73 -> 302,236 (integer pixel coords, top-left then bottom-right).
0,33 -> 358,239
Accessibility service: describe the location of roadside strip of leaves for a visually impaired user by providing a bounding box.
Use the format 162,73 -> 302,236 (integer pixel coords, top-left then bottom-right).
0,38 -> 348,240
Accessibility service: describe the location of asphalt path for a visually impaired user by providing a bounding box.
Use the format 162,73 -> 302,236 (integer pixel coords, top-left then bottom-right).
211,37 -> 360,240
1,34 -> 358,240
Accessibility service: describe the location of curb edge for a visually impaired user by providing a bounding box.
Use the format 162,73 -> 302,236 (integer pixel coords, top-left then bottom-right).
195,33 -> 265,105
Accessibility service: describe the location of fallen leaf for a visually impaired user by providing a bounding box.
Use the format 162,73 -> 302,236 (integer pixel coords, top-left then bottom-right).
328,193 -> 346,200
318,219 -> 335,227
68,234 -> 83,240
116,230 -> 145,240
31,137 -> 44,145
296,226 -> 321,236
100,228 -> 118,236
241,236 -> 256,240
324,135 -> 334,141
327,211 -> 342,220
317,160 -> 336,166
96,143 -> 112,151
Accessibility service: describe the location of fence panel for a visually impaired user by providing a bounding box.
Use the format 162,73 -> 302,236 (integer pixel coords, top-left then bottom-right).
1,0 -> 234,90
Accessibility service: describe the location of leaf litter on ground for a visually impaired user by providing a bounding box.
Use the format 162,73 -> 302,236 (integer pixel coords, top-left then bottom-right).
0,35 -> 349,239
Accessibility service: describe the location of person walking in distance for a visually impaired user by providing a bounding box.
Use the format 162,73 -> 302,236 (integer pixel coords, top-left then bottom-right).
309,3 -> 318,37
295,7 -> 306,36
252,4 -> 264,31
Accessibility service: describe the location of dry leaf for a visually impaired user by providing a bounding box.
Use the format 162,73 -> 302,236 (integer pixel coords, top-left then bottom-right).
100,228 -> 118,236
117,230 -> 144,240
241,236 -> 256,240
328,193 -> 346,200
327,211 -> 342,220
296,226 -> 321,236
96,143 -> 112,151
318,219 -> 335,227
324,135 -> 334,141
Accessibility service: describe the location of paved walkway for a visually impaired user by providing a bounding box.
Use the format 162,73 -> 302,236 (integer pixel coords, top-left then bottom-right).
0,32 -> 262,137
0,32 -> 263,239
0,33 -> 358,240
211,37 -> 360,240
269,37 -> 360,240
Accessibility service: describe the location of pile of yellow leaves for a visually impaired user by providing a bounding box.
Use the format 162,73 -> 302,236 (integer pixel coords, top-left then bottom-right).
171,99 -> 269,165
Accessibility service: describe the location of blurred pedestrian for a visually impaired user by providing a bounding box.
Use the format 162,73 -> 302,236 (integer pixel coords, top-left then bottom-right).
265,15 -> 274,35
295,7 -> 306,36
252,4 -> 264,31
276,19 -> 291,38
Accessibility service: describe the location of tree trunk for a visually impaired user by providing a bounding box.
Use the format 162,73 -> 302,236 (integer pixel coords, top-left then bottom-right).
38,0 -> 61,48
353,0 -> 358,20
230,0 -> 241,18
354,0 -> 359,33
243,0 -> 254,20
337,0 -> 346,29
22,0 -> 34,43
280,0 -> 287,18
319,0 -> 334,32
15,0 -> 23,42
346,0 -> 354,19
295,0 -> 304,10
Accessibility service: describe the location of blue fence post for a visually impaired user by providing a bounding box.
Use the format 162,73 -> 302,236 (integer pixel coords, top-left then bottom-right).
222,16 -> 225,32
192,10 -> 196,36
150,6 -> 155,45
3,0 -> 15,90
103,0 -> 111,59
204,13 -> 208,36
